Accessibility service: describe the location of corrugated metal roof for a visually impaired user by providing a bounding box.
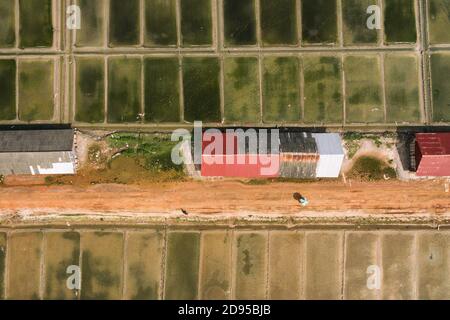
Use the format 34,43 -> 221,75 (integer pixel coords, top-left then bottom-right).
312,133 -> 344,155
279,132 -> 317,153
280,153 -> 319,163
415,133 -> 450,176
416,133 -> 450,156
416,155 -> 450,177
0,151 -> 75,175
201,154 -> 280,178
279,160 -> 317,179
0,129 -> 74,153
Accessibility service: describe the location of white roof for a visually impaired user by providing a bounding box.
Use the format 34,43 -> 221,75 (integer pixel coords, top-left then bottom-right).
312,133 -> 344,155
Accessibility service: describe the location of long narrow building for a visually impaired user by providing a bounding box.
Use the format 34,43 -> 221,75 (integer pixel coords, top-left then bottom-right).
200,130 -> 344,179
0,128 -> 75,176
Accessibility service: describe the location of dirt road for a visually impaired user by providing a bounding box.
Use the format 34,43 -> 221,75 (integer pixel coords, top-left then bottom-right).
0,179 -> 449,215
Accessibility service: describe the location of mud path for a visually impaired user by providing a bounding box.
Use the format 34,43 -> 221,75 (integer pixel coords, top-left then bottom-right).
0,179 -> 449,215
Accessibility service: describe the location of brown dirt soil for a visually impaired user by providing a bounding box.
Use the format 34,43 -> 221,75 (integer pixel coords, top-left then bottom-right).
0,179 -> 449,215
53,156 -> 185,185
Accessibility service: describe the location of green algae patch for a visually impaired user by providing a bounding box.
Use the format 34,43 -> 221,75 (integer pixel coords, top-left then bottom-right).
18,59 -> 54,122
75,57 -> 105,123
144,58 -> 180,123
107,57 -> 141,123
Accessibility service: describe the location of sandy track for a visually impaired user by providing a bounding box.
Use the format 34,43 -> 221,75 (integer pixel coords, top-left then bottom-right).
0,179 -> 449,215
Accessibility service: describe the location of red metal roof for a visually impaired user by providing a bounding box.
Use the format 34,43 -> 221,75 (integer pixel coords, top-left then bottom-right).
202,131 -> 279,155
201,132 -> 280,177
416,156 -> 450,176
202,132 -> 238,155
416,133 -> 450,176
201,154 -> 280,178
416,133 -> 450,156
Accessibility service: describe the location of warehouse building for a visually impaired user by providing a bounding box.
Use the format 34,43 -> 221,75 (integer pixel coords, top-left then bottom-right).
0,129 -> 75,176
201,130 -> 344,179
415,133 -> 450,177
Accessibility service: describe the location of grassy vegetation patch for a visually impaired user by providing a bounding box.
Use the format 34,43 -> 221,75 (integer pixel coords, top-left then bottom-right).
303,56 -> 343,123
384,0 -> 417,43
75,57 -> 105,123
343,133 -> 362,159
384,54 -> 420,123
342,0 -> 379,45
428,0 -> 450,44
144,0 -> 177,46
50,133 -> 185,186
343,132 -> 386,158
76,0 -> 105,47
224,0 -> 257,46
0,60 -> 16,120
0,1 -> 15,47
431,53 -> 450,122
19,0 -> 53,48
302,0 -> 337,44
180,0 -> 212,46
348,156 -> 396,181
344,55 -> 384,123
165,232 -> 200,299
144,58 -> 180,122
183,57 -> 221,122
18,59 -> 54,122
107,57 -> 141,123
260,0 -> 297,46
224,57 -> 260,123
344,132 -> 396,159
109,0 -> 140,46
107,133 -> 184,173
262,56 -> 301,122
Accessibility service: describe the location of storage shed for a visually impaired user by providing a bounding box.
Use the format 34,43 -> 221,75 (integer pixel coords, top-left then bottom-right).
415,133 -> 450,177
0,129 -> 75,176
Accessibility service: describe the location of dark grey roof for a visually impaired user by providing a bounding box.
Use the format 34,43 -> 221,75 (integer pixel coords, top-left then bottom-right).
0,129 -> 74,152
279,132 -> 317,153
234,130 -> 280,154
200,129 -> 280,155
